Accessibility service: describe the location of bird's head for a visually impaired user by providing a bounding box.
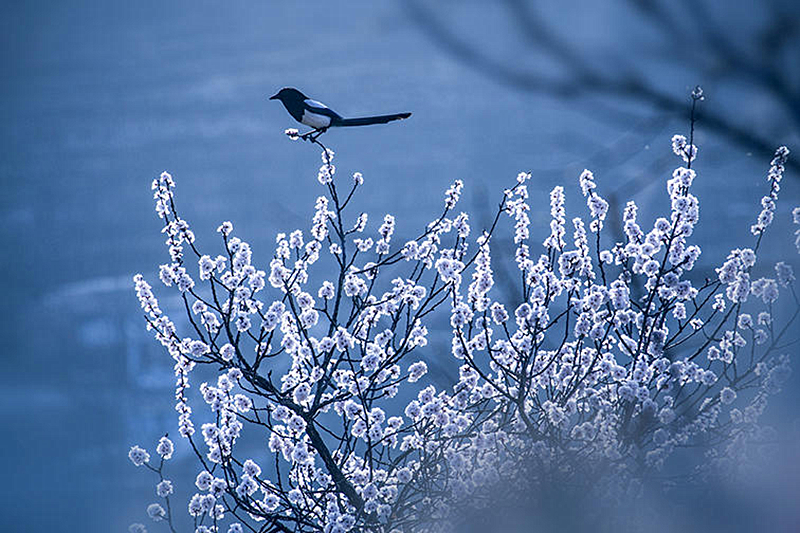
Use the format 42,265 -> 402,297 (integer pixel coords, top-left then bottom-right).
269,87 -> 306,103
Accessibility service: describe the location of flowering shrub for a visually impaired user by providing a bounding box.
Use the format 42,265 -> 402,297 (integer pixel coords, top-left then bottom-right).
130,98 -> 798,532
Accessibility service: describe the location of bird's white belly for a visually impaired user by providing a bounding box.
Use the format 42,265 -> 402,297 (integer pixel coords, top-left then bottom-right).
301,111 -> 332,129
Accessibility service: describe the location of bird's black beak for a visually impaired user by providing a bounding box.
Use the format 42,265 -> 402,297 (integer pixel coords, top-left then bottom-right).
269,93 -> 279,100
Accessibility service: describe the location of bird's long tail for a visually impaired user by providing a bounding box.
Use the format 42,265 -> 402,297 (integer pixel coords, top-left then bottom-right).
337,112 -> 411,127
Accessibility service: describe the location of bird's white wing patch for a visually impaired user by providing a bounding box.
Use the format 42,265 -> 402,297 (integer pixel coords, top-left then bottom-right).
304,99 -> 329,110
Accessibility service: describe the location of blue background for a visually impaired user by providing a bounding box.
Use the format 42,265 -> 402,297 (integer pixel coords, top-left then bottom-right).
2,1 -> 799,531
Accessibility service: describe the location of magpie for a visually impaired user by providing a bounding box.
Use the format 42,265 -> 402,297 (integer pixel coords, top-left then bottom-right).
270,87 -> 411,140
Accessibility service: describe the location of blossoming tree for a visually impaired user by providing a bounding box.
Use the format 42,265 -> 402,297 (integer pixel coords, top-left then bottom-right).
129,91 -> 798,533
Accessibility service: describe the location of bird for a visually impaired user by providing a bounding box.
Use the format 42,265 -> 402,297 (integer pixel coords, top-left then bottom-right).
269,87 -> 411,140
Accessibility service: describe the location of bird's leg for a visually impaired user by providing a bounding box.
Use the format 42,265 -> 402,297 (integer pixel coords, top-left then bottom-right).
309,127 -> 328,142
300,127 -> 329,142
299,128 -> 320,141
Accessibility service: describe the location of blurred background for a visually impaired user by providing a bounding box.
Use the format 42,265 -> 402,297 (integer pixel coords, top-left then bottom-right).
2,0 -> 799,531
